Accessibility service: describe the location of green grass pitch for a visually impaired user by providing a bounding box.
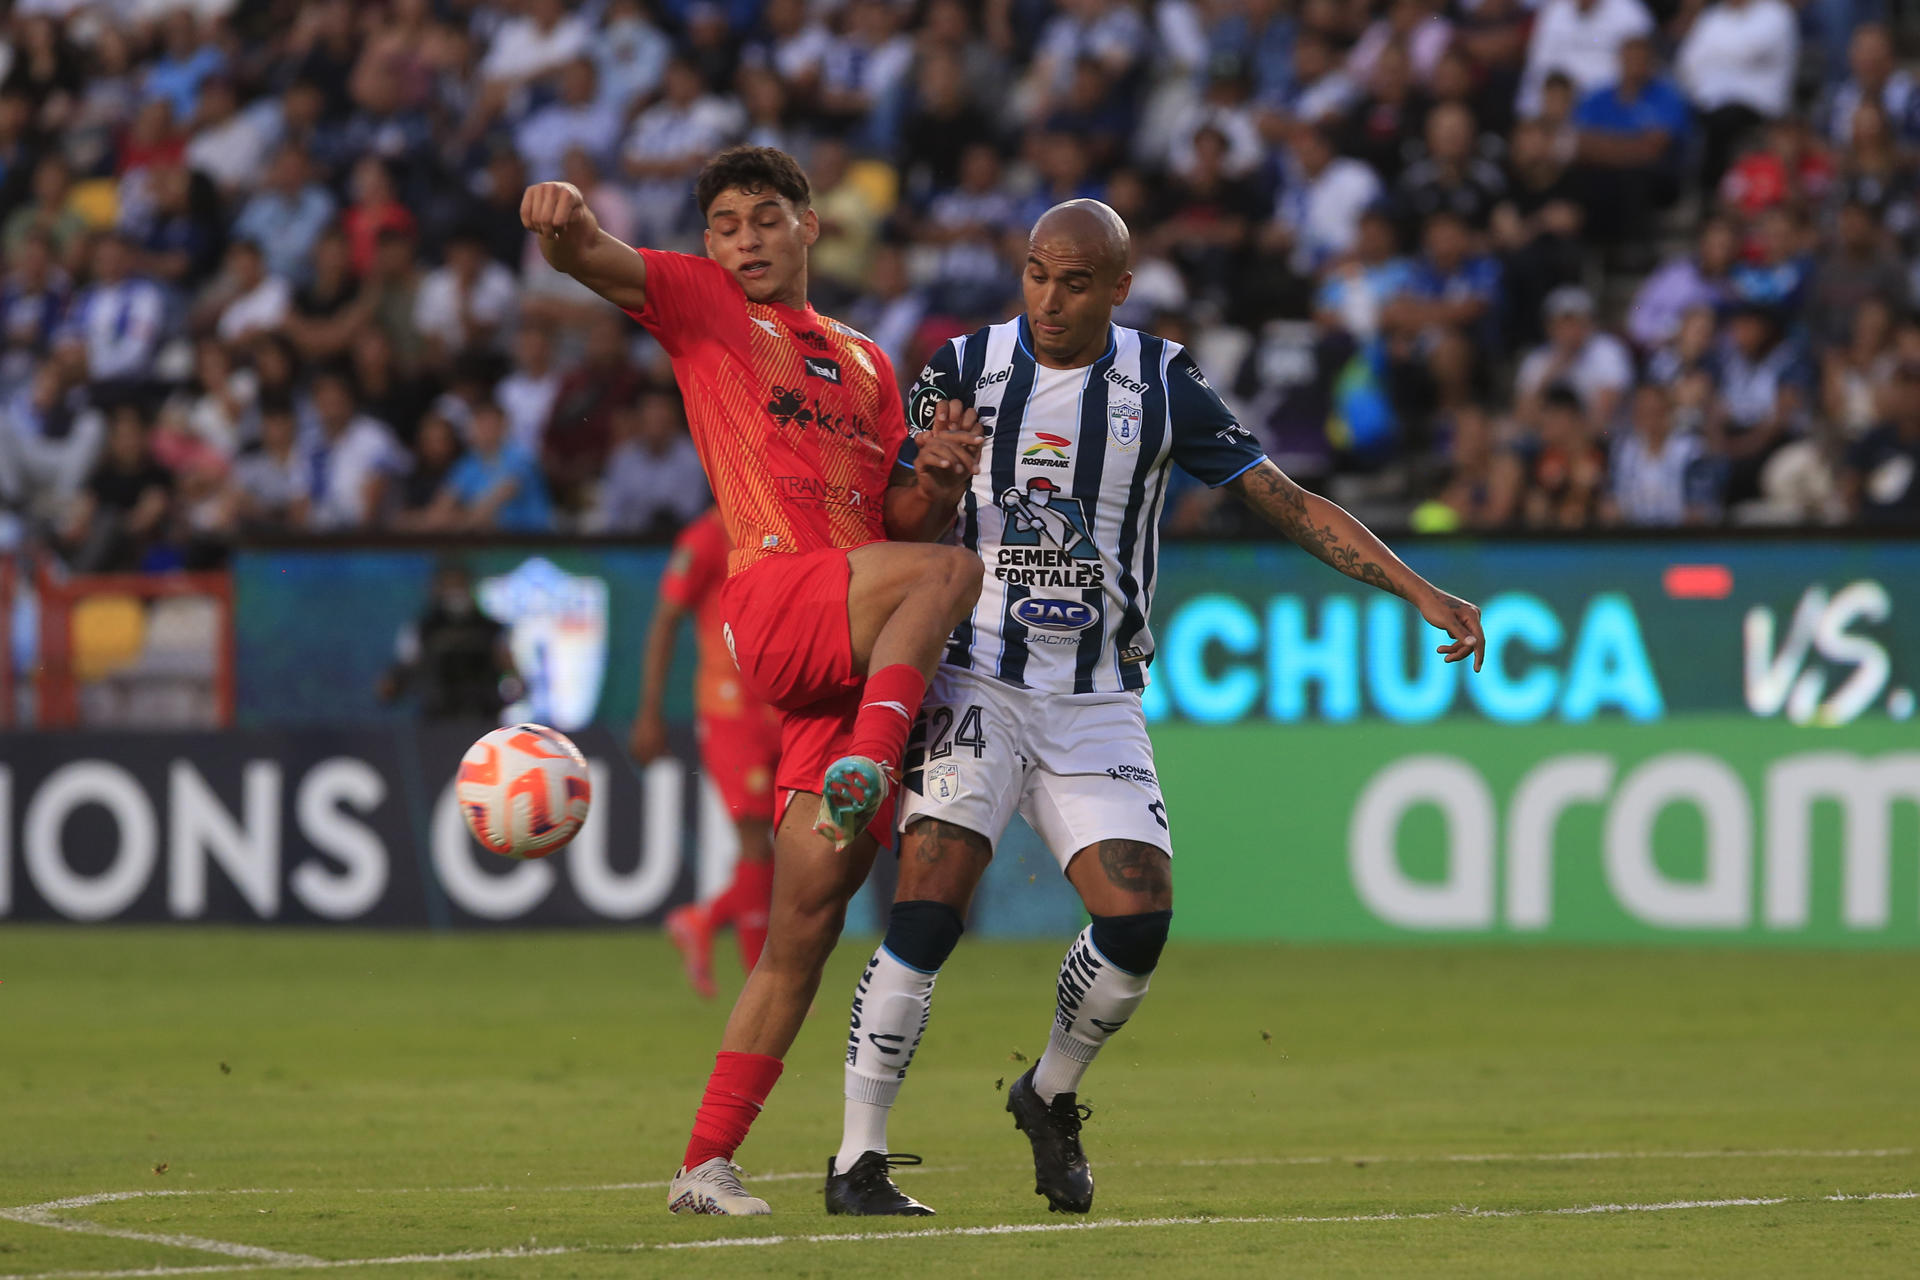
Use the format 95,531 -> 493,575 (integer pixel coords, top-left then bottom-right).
2,927 -> 1916,1278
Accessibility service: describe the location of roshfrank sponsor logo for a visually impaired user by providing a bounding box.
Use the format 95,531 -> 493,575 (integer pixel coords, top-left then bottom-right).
1022,431 -> 1072,468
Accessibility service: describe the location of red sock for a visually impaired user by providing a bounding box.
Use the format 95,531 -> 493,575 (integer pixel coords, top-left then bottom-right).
726,859 -> 773,971
845,664 -> 927,775
683,1050 -> 784,1170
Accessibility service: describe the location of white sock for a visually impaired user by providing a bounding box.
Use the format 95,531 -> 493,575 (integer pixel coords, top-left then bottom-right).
834,945 -> 937,1170
1032,926 -> 1152,1102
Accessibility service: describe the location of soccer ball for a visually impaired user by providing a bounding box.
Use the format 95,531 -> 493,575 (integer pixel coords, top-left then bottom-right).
457,724 -> 592,859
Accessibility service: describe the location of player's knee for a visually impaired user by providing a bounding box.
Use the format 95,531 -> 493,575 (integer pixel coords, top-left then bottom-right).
771,899 -> 845,969
882,899 -> 965,973
927,545 -> 983,615
1089,909 -> 1172,977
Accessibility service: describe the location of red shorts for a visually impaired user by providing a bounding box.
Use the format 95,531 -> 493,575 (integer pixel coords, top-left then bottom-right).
698,705 -> 783,823
719,547 -> 895,839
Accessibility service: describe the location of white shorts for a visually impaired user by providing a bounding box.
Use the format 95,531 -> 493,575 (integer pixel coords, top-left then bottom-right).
899,666 -> 1172,870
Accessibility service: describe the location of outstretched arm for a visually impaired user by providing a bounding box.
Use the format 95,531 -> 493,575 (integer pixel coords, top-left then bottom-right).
522,181 -> 650,314
1227,460 -> 1485,669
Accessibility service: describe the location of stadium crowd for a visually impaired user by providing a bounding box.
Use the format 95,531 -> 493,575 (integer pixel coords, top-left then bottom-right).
0,0 -> 1917,573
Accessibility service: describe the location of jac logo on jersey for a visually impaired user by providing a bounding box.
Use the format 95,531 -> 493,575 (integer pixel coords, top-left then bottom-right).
1105,368 -> 1148,395
1108,400 -> 1143,450
976,367 -> 1012,391
803,356 -> 842,384
1012,597 -> 1100,633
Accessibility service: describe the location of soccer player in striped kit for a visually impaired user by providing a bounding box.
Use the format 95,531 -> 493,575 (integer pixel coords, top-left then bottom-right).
824,201 -> 1487,1216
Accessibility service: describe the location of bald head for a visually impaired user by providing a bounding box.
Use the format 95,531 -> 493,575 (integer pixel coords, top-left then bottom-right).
1022,199 -> 1134,368
1029,199 -> 1130,278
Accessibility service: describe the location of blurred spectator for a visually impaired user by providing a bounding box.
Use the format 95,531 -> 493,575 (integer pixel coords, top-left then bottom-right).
1606,382 -> 1722,525
1728,207 -> 1813,315
183,79 -> 275,199
1822,295 -> 1897,439
393,409 -> 466,530
4,363 -> 102,513
285,228 -> 369,364
210,239 -> 291,345
1395,103 -> 1507,237
480,0 -> 590,90
4,155 -> 86,263
1824,24 -> 1915,147
1845,361 -> 1920,523
1338,43 -> 1430,186
1807,200 -> 1906,352
496,326 -> 561,455
1572,35 -> 1689,247
61,402 -> 172,571
342,155 -> 417,277
1629,217 -> 1740,350
127,161 -> 223,291
1314,207 -> 1417,344
1269,30 -> 1357,130
1678,0 -> 1800,195
514,59 -> 621,185
1516,286 -> 1633,433
1268,123 -> 1383,276
595,0 -> 674,115
818,0 -> 915,147
597,392 -> 710,534
845,243 -> 928,372
1409,209 -> 1503,356
1021,0 -> 1145,126
1831,101 -> 1917,243
1714,303 -> 1810,505
429,401 -> 553,533
625,56 -> 741,244
64,231 -> 168,395
141,12 -> 225,124
808,138 -> 884,308
349,328 -> 435,449
1493,119 -> 1585,349
923,142 -> 1018,318
1518,0 -> 1652,118
1349,0 -> 1453,87
232,146 -> 335,284
414,227 -> 518,367
1,230 -> 70,394
542,312 -> 642,513
899,52 -> 994,199
295,369 -> 408,530
1719,117 -> 1835,219
365,227 -> 427,369
1151,125 -> 1261,308
1515,385 -> 1607,528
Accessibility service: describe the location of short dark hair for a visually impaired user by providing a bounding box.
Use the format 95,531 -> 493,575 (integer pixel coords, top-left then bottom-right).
694,145 -> 811,218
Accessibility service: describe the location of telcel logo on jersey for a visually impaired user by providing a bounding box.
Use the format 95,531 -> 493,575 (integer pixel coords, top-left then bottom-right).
1022,431 -> 1072,468
1013,597 -> 1100,632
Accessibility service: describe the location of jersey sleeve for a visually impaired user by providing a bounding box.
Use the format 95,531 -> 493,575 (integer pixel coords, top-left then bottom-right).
628,249 -> 740,356
1166,347 -> 1266,487
659,515 -> 726,610
905,337 -> 966,435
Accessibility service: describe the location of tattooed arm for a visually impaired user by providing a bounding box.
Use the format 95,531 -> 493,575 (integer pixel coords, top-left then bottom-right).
1227,459 -> 1486,670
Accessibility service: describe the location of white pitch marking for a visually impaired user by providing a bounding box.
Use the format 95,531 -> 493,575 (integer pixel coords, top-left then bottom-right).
0,1190 -> 1912,1279
1173,1147 -> 1915,1170
0,1205 -> 321,1268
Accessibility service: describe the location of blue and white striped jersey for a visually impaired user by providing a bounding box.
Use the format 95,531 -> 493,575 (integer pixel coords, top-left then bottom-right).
901,316 -> 1265,695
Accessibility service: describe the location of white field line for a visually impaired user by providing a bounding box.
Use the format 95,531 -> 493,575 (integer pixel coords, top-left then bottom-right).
1174,1146 -> 1917,1170
0,1191 -> 1912,1279
0,1204 -> 320,1268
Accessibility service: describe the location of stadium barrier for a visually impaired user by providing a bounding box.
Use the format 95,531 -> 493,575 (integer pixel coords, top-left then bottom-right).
4,537 -> 1915,943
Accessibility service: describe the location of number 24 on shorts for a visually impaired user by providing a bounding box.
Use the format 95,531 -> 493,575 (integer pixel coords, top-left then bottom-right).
926,704 -> 986,760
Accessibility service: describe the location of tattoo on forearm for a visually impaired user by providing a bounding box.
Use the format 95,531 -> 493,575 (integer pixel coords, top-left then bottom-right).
1233,465 -> 1403,597
1095,840 -> 1172,899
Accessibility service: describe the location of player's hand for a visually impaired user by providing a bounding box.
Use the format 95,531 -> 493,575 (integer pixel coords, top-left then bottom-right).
629,709 -> 668,765
1417,588 -> 1485,672
914,399 -> 984,501
521,182 -> 600,261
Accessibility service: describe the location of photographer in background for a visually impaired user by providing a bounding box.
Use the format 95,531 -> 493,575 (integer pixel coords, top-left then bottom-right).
378,561 -> 523,722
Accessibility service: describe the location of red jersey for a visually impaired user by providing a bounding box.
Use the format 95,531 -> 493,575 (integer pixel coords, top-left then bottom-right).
627,249 -> 906,577
660,508 -> 770,720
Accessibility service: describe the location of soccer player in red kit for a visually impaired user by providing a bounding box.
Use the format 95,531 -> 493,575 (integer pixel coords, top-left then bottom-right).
631,507 -> 782,998
523,147 -> 985,1216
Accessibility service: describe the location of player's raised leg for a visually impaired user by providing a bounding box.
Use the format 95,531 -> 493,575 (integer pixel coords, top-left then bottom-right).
1007,838 -> 1173,1214
825,818 -> 994,1215
814,541 -> 982,849
669,798 -> 882,1215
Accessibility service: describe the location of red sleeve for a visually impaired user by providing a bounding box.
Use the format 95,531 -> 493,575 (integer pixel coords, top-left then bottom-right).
628,249 -> 742,357
659,514 -> 725,610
